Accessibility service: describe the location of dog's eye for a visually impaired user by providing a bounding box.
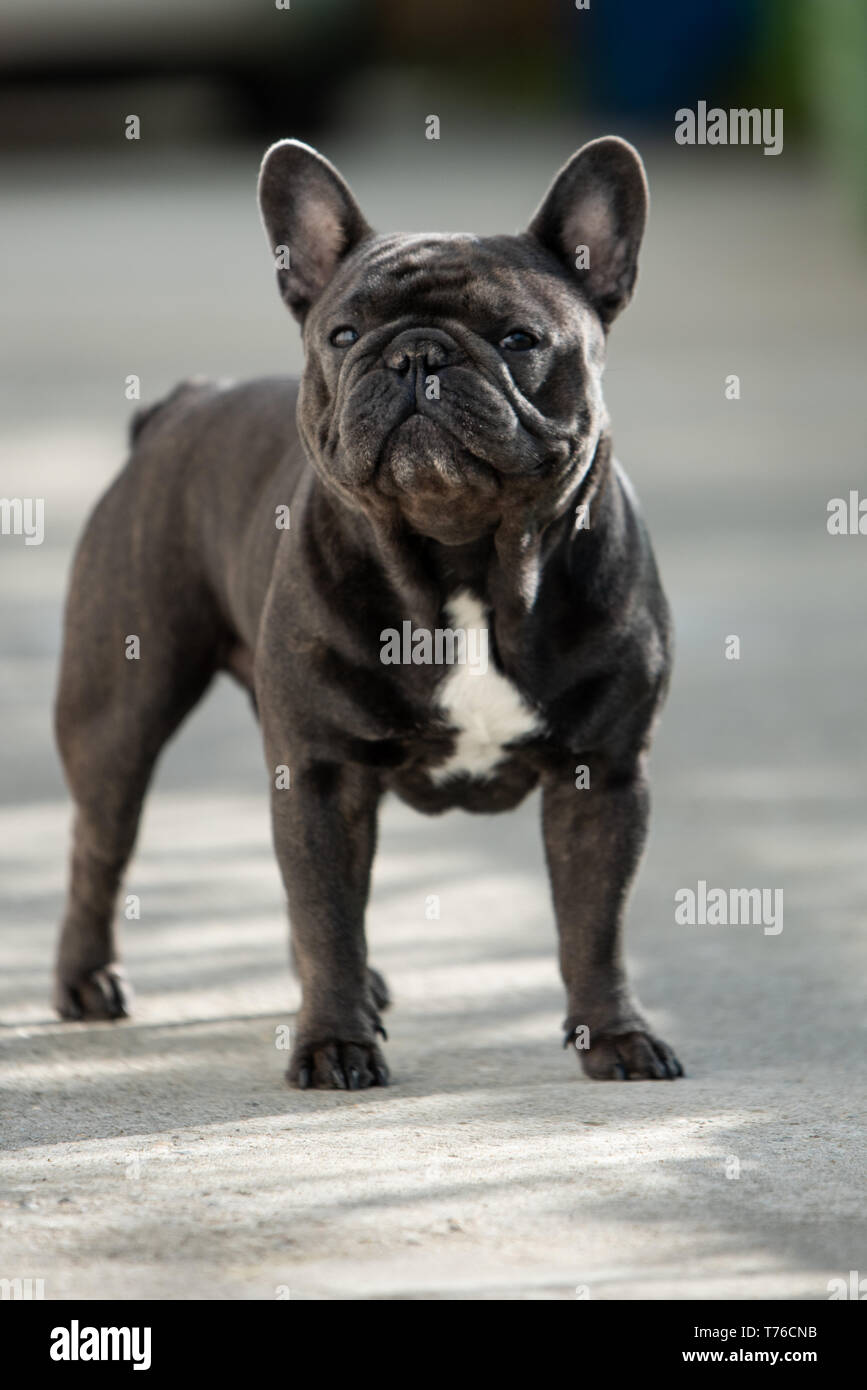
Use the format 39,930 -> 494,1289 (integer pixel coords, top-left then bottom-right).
330,326 -> 359,348
499,330 -> 538,352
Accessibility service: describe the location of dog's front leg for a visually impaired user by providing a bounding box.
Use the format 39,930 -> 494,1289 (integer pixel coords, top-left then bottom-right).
269,756 -> 388,1089
541,761 -> 683,1080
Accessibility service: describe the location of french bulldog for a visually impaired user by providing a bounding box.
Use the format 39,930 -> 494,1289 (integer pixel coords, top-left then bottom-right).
54,136 -> 683,1088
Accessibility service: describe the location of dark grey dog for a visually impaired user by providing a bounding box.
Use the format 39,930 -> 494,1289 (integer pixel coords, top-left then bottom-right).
54,136 -> 682,1088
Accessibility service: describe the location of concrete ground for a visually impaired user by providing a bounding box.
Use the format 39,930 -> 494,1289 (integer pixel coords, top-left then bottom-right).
1,121 -> 866,1299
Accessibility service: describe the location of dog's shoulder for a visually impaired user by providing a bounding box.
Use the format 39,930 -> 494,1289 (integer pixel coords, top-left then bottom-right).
128,377 -> 210,447
129,376 -> 300,449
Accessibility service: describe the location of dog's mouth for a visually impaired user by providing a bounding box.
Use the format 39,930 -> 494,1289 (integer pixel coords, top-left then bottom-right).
375,415 -> 505,541
334,361 -> 570,492
377,412 -> 502,494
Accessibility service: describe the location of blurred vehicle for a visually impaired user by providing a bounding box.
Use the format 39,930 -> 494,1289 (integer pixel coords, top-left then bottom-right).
0,0 -> 373,138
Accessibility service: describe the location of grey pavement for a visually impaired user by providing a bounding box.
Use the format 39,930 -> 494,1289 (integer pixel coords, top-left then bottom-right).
1,124 -> 866,1299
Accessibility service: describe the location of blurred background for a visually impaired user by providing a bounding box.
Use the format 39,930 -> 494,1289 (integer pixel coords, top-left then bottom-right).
1,0 -> 866,1300
0,0 -> 864,166
0,0 -> 864,175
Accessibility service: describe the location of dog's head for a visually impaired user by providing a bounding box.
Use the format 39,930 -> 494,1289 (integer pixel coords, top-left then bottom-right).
258,137 -> 647,545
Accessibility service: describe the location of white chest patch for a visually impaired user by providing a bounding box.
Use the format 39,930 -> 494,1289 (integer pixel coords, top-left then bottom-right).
430,591 -> 543,784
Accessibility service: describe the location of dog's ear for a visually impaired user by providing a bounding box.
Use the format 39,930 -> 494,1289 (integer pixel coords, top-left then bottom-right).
258,140 -> 372,321
527,136 -> 648,326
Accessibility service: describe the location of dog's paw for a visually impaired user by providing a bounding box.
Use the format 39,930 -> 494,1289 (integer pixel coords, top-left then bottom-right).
54,964 -> 133,1021
288,1038 -> 389,1091
568,1023 -> 683,1080
367,965 -> 391,1012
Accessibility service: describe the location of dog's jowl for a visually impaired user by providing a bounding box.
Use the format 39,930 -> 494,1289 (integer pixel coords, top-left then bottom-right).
54,137 -> 683,1087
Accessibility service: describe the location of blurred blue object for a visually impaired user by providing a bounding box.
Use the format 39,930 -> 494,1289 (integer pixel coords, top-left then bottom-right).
561,0 -> 761,118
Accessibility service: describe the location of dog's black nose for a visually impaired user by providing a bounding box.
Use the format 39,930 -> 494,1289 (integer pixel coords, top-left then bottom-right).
385,335 -> 448,375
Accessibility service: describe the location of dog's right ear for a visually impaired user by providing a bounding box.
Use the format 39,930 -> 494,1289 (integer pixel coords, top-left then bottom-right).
527,137 -> 648,326
258,140 -> 372,321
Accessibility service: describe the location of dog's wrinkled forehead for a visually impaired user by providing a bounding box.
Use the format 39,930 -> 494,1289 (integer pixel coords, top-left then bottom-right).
315,232 -> 586,333
259,137 -> 648,330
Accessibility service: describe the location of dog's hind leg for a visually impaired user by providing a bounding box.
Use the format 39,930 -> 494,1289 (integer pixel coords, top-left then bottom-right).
53,487 -> 220,1020
54,656 -> 217,1020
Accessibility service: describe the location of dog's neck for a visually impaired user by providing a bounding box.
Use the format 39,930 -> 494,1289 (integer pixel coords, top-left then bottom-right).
318,432 -> 615,662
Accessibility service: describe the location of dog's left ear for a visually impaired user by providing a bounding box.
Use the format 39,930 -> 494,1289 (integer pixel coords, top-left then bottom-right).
258,139 -> 372,321
527,136 -> 648,326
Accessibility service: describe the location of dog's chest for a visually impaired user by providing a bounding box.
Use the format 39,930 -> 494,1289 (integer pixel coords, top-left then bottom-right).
428,592 -> 543,783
